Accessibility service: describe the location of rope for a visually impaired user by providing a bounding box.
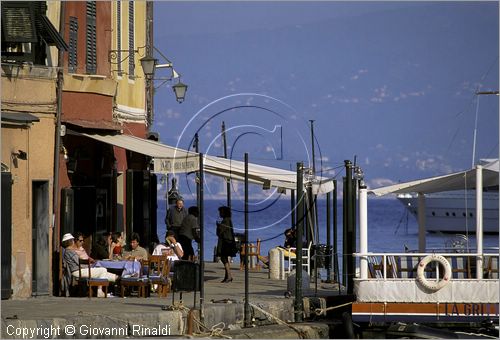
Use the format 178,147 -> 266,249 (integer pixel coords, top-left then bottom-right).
249,302 -> 307,338
314,301 -> 353,316
165,303 -> 233,339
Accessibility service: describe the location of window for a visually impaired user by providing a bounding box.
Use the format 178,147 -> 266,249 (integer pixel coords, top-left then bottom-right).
128,0 -> 134,78
86,1 -> 97,74
68,16 -> 78,72
1,2 -> 67,64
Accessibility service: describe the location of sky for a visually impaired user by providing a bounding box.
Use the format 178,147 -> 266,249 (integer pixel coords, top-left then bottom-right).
151,1 -> 499,200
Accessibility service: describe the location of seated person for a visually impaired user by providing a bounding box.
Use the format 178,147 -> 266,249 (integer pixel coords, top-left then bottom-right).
61,233 -> 116,298
73,231 -> 94,262
284,228 -> 297,248
153,231 -> 184,262
110,232 -> 124,259
122,232 -> 148,261
91,232 -> 111,260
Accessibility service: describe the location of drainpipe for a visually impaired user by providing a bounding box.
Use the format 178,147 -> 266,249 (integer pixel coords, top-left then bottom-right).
53,1 -> 66,252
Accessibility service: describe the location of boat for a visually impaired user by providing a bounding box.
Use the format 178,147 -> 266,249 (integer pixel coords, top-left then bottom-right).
397,189 -> 499,233
396,159 -> 499,234
350,162 -> 500,338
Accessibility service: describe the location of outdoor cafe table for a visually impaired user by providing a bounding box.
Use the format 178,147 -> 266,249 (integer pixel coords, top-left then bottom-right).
94,260 -> 141,277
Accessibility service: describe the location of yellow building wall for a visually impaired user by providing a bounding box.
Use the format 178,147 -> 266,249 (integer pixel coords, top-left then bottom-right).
1,65 -> 57,298
111,1 -> 147,124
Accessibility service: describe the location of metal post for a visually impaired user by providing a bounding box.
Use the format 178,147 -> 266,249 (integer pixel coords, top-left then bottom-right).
222,122 -> 231,209
333,179 -> 338,285
476,164 -> 483,278
198,153 -> 204,321
291,189 -> 295,228
342,176 -> 347,287
145,1 -> 154,125
244,153 -> 250,327
310,120 -> 316,176
294,162 -> 304,322
194,133 -> 200,209
326,192 -> 331,282
345,160 -> 354,294
359,186 -> 368,279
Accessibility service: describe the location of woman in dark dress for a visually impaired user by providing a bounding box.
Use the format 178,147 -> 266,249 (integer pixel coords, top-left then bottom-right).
216,206 -> 237,283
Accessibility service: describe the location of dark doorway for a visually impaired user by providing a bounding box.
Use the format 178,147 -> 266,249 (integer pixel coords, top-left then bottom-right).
1,172 -> 12,299
32,181 -> 49,296
126,170 -> 157,252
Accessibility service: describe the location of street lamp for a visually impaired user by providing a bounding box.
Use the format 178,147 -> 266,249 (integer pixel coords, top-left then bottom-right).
172,80 -> 188,103
140,55 -> 157,77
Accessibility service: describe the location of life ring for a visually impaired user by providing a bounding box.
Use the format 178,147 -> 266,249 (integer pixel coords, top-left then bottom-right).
416,254 -> 452,291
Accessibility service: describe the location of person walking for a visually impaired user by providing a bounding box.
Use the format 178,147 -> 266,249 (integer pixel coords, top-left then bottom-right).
178,206 -> 199,260
165,199 -> 188,238
216,206 -> 237,283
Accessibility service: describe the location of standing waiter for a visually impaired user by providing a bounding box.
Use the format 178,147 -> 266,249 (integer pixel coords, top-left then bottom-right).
165,198 -> 187,239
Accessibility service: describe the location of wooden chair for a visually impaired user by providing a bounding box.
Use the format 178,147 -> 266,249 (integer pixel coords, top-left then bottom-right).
59,247 -> 78,296
485,256 -> 499,279
394,255 -> 421,279
78,258 -> 109,298
120,259 -> 150,298
148,255 -> 172,297
240,239 -> 262,271
446,256 -> 471,279
287,241 -> 312,275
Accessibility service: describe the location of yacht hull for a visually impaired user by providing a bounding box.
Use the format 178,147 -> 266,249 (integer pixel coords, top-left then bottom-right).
397,191 -> 499,233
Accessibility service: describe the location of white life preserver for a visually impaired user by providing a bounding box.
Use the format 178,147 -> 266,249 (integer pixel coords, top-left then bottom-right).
416,254 -> 452,291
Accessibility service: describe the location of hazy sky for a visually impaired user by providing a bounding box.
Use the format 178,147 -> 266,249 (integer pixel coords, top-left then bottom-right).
151,1 -> 499,198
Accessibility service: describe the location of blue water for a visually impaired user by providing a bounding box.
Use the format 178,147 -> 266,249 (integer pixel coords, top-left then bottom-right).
157,197 -> 499,261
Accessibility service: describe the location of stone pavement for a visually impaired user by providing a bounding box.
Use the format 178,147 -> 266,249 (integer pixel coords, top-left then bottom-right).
1,262 -> 342,339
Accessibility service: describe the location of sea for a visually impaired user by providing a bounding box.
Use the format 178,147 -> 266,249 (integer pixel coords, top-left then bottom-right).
157,197 -> 499,265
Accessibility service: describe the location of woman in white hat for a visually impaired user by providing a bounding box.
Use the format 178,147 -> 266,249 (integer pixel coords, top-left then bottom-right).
62,233 -> 117,297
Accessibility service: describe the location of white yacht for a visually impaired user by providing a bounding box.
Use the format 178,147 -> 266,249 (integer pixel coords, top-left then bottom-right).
397,189 -> 499,234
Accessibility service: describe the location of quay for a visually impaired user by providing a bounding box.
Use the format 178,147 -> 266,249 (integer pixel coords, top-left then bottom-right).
1,262 -> 344,339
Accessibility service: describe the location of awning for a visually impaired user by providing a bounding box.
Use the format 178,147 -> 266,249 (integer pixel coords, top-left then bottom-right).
1,112 -> 40,124
204,155 -> 334,193
70,130 -> 335,193
369,159 -> 499,196
69,130 -> 199,173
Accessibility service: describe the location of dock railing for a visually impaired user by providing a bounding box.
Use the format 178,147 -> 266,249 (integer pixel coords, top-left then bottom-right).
353,252 -> 499,280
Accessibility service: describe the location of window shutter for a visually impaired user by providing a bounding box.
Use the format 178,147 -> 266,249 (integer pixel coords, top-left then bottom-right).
69,16 -> 78,73
117,1 -> 122,75
1,3 -> 37,43
86,1 -> 97,74
128,1 -> 134,78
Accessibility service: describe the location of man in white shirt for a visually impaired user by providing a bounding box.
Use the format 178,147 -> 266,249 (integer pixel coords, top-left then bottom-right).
153,231 -> 184,262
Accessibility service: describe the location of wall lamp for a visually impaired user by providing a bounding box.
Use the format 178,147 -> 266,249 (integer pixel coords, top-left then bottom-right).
140,46 -> 188,103
11,149 -> 27,169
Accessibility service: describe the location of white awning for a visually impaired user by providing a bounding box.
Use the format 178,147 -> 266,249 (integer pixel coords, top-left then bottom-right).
69,130 -> 199,173
71,130 -> 335,194
203,155 -> 335,193
369,159 -> 499,196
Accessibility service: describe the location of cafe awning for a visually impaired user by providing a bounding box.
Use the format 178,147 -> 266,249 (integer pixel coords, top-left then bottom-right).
71,130 -> 334,193
70,130 -> 199,173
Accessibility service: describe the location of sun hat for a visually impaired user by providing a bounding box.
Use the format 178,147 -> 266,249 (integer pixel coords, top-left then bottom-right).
62,233 -> 74,242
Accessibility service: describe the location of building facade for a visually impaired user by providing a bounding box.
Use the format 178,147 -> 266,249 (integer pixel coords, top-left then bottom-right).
1,1 -> 159,298
1,1 -> 66,298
